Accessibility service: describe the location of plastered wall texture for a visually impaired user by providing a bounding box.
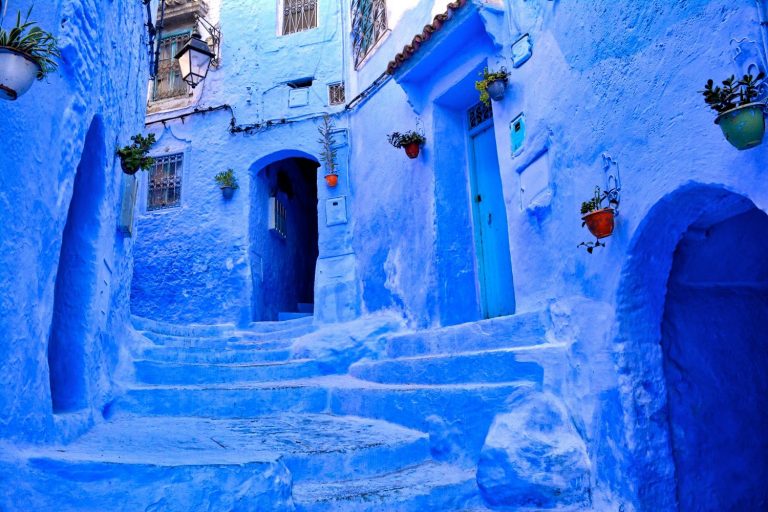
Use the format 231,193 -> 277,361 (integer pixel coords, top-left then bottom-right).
0,1 -> 150,443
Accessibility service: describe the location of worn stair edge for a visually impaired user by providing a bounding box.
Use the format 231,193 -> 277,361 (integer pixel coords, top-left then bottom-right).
133,359 -> 329,386
139,346 -> 293,364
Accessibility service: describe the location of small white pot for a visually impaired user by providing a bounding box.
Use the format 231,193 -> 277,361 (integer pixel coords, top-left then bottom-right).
0,47 -> 41,101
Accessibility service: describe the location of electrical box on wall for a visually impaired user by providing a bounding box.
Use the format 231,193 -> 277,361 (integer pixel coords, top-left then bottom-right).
510,113 -> 526,155
512,34 -> 533,68
326,196 -> 347,226
117,174 -> 138,236
289,88 -> 310,108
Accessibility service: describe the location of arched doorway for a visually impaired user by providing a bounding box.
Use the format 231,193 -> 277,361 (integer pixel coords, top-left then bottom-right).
48,117 -> 106,413
615,183 -> 768,510
249,153 -> 319,321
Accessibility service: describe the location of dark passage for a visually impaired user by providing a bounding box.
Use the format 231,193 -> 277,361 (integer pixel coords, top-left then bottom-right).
661,207 -> 768,511
48,118 -> 106,413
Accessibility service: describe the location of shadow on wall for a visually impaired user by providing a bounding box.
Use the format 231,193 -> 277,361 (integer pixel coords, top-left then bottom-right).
47,116 -> 106,414
615,182 -> 768,511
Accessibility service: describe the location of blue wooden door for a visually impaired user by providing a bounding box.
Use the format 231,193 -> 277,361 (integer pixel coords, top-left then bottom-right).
468,122 -> 515,318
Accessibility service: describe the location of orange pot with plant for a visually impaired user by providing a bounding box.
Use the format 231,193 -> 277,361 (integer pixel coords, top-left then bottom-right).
318,114 -> 339,187
388,130 -> 426,159
324,173 -> 338,187
579,186 -> 619,253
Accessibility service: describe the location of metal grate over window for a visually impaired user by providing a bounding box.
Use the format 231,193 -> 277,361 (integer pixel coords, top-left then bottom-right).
153,32 -> 191,101
328,82 -> 345,105
148,154 -> 183,211
468,101 -> 493,130
282,0 -> 318,35
351,0 -> 387,67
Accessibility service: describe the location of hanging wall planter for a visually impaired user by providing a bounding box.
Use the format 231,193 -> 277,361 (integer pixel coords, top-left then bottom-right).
0,8 -> 60,100
214,169 -> 239,199
388,130 -> 426,159
702,72 -> 766,150
324,173 -> 338,187
579,186 -> 619,253
476,67 -> 510,106
318,115 -> 340,187
117,134 -> 156,175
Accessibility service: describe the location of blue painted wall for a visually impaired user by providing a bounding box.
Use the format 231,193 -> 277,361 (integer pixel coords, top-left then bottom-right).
0,0 -> 151,443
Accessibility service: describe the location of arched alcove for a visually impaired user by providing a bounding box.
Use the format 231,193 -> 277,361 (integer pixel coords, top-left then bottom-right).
249,153 -> 319,321
48,117 -> 106,414
615,182 -> 768,510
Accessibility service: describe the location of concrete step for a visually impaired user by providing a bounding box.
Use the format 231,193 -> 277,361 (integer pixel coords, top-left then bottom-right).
132,314 -> 314,337
2,414 -> 430,511
140,345 -> 292,364
293,462 -> 481,512
139,327 -> 309,349
385,310 -> 550,358
134,359 -> 328,385
109,376 -> 535,458
298,303 -> 314,313
278,311 -> 313,321
349,344 -> 566,385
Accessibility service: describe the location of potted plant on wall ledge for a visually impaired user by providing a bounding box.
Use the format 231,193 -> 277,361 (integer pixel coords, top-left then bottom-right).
476,67 -> 510,106
117,133 -> 156,175
318,114 -> 339,187
214,168 -> 238,199
578,186 -> 619,253
0,6 -> 60,101
388,130 -> 426,159
701,72 -> 766,150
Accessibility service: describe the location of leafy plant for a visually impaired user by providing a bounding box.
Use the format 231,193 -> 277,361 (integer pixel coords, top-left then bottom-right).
317,115 -> 338,176
701,72 -> 766,114
475,67 -> 510,105
578,186 -> 619,254
117,133 -> 156,173
214,168 -> 238,189
0,7 -> 60,79
387,130 -> 426,148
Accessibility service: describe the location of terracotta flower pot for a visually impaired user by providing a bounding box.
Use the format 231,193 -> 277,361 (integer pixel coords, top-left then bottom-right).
221,186 -> 235,200
715,103 -> 765,150
325,174 -> 338,187
582,208 -> 615,239
404,142 -> 420,159
0,47 -> 41,101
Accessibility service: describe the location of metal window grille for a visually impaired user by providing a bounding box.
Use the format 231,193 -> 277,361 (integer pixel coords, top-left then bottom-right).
468,101 -> 493,130
269,196 -> 288,239
148,154 -> 183,211
351,0 -> 387,67
153,32 -> 191,101
282,0 -> 318,35
328,82 -> 345,105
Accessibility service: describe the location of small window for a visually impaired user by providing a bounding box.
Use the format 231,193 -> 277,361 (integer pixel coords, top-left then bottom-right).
148,154 -> 183,211
153,32 -> 191,101
468,101 -> 493,130
281,0 -> 318,35
328,82 -> 345,105
351,0 -> 387,67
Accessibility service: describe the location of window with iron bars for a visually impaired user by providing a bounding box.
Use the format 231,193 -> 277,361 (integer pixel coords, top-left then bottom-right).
153,32 -> 191,101
148,154 -> 183,211
281,0 -> 318,35
328,82 -> 345,105
351,0 -> 387,67
468,101 -> 493,130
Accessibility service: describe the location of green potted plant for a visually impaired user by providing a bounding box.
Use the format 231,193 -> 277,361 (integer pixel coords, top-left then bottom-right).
388,130 -> 426,159
318,115 -> 339,187
701,72 -> 766,150
475,67 -> 510,106
214,168 -> 238,199
116,133 -> 156,175
0,6 -> 60,100
578,186 -> 618,253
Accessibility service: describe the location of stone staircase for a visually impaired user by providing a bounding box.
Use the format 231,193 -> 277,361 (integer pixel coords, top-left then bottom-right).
4,311 -> 557,511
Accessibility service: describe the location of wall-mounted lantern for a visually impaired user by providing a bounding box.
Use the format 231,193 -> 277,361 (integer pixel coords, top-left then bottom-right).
175,27 -> 215,88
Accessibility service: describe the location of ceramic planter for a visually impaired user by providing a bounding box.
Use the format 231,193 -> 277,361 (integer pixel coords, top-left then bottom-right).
325,174 -> 338,187
120,159 -> 140,176
221,186 -> 235,200
0,47 -> 41,101
715,103 -> 765,150
582,208 -> 615,239
404,142 -> 421,159
487,79 -> 507,102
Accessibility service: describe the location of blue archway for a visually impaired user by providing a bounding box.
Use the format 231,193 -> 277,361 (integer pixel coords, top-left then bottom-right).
615,182 -> 768,510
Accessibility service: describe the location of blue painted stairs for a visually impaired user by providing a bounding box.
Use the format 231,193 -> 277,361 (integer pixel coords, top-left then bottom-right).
9,311 -> 556,511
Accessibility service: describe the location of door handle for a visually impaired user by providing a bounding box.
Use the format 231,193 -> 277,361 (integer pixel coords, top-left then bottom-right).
488,213 -> 492,225
476,194 -> 482,203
